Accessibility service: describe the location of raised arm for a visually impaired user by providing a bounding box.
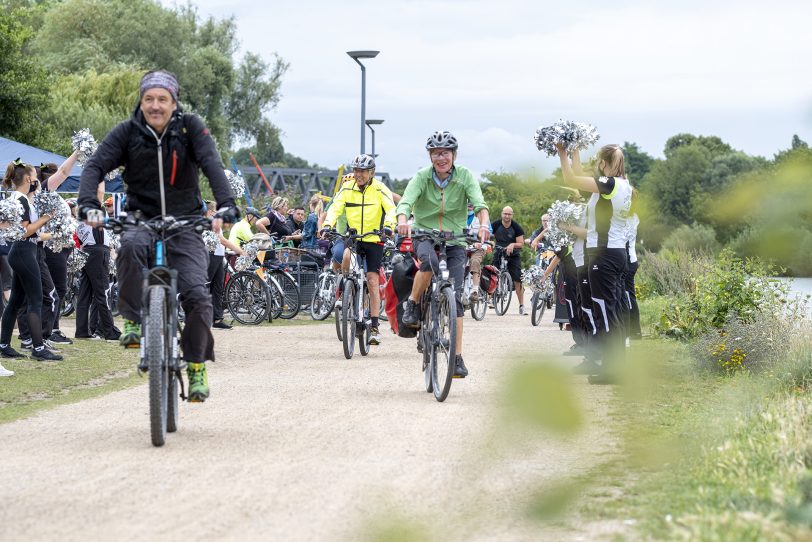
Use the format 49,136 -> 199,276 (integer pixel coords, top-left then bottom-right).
47,150 -> 80,192
557,145 -> 599,193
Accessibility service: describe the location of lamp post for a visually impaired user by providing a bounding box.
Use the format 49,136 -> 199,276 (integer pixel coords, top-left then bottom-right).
365,119 -> 384,158
347,50 -> 379,154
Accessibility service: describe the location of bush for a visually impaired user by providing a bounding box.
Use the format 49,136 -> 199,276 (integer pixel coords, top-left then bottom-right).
635,249 -> 710,300
660,223 -> 720,255
655,249 -> 785,339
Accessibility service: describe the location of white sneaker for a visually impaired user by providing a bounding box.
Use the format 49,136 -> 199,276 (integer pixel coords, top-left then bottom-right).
519,305 -> 526,315
0,363 -> 14,377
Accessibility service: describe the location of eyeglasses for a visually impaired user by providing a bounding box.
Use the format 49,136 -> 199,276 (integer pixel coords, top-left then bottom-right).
430,150 -> 452,159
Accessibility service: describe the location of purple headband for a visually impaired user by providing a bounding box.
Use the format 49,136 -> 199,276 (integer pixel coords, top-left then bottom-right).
140,71 -> 179,102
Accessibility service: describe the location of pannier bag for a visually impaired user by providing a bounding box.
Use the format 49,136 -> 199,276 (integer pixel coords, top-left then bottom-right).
384,253 -> 418,338
480,264 -> 499,294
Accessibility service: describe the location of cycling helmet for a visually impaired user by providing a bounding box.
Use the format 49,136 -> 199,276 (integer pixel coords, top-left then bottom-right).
425,130 -> 458,150
350,154 -> 375,170
245,206 -> 261,218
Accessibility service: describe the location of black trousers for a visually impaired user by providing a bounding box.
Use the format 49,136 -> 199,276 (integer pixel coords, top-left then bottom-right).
577,265 -> 596,339
17,244 -> 56,341
415,240 -> 466,315
561,255 -> 587,346
45,246 -> 70,332
586,247 -> 628,366
625,260 -> 641,339
118,227 -> 214,362
207,254 -> 225,322
76,245 -> 116,339
1,242 -> 44,347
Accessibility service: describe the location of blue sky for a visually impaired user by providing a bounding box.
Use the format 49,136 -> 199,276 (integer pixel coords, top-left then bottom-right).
166,0 -> 812,180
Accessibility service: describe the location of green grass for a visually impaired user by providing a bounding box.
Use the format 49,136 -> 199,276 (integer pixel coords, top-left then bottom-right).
0,340 -> 141,424
569,300 -> 812,540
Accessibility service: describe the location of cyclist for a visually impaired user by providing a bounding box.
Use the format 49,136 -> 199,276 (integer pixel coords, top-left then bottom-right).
321,154 -> 395,346
466,203 -> 492,301
397,131 -> 490,378
491,206 -> 526,314
78,69 -> 239,403
228,206 -> 261,247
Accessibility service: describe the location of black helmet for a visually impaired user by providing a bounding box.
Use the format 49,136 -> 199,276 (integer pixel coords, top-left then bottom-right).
245,207 -> 261,218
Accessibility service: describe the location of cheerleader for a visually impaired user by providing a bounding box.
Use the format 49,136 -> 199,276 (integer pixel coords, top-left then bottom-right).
0,161 -> 61,361
557,144 -> 633,383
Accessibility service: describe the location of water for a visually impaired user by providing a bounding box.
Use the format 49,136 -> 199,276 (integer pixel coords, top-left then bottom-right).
786,277 -> 812,299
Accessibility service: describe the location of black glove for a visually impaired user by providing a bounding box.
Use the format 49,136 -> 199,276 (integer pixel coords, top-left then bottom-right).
216,206 -> 240,224
319,226 -> 333,237
383,227 -> 393,237
78,205 -> 103,221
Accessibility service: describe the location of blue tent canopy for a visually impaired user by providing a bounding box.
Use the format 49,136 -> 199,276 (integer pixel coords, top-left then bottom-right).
0,136 -> 123,192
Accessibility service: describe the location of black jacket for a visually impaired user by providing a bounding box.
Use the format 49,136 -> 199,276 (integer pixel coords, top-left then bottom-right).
78,105 -> 235,218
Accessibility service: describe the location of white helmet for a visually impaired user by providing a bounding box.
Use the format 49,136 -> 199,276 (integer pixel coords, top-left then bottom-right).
350,154 -> 376,170
425,130 -> 458,150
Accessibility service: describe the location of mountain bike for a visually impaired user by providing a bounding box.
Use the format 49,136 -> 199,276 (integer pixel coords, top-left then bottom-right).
491,245 -> 514,316
531,249 -> 556,327
462,244 -> 489,321
310,266 -> 338,321
409,229 -> 478,402
102,212 -> 211,447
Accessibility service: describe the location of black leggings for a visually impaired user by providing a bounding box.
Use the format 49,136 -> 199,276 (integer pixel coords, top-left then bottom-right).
1,242 -> 44,347
207,254 -> 225,322
46,246 -> 70,331
586,247 -> 628,366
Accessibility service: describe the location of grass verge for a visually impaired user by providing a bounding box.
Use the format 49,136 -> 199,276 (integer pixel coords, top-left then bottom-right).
569,301 -> 812,540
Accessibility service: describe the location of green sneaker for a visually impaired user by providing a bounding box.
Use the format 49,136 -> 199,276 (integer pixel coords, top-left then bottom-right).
119,319 -> 141,348
187,362 -> 209,403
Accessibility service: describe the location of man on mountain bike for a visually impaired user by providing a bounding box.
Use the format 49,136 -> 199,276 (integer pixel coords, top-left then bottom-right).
492,206 -> 526,314
396,131 -> 490,378
321,154 -> 396,346
78,70 -> 239,403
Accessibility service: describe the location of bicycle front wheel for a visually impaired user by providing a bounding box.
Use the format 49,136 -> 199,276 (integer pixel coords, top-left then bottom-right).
531,292 -> 546,326
272,270 -> 301,319
167,369 -> 179,433
310,272 -> 336,321
341,280 -> 356,359
226,271 -> 270,325
431,285 -> 457,402
470,287 -> 487,321
359,282 -> 370,357
493,272 -> 512,316
146,287 -> 169,447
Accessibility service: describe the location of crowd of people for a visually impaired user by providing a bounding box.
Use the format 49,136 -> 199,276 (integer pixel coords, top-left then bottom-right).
1,68 -> 641,391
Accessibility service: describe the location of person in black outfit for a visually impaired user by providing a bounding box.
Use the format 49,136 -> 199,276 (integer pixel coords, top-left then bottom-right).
78,70 -> 238,402
74,221 -> 118,340
491,206 -> 526,314
0,161 -> 62,361
256,196 -> 294,241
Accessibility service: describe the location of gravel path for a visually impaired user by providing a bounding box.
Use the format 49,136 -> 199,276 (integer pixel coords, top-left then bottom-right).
0,295 -> 624,541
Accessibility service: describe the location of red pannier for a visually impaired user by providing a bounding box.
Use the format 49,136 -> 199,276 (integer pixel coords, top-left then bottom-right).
383,243 -> 419,338
480,264 -> 499,294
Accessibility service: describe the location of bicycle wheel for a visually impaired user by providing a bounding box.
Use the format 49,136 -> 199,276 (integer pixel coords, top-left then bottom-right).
272,270 -> 301,319
359,282 -> 371,357
107,279 -> 120,317
531,292 -> 546,326
266,276 -> 284,321
493,272 -> 512,316
341,280 -> 356,359
309,272 -> 336,321
146,287 -> 169,447
60,274 -> 78,317
431,285 -> 457,402
226,271 -> 270,325
470,287 -> 487,321
420,302 -> 432,393
167,368 -> 179,433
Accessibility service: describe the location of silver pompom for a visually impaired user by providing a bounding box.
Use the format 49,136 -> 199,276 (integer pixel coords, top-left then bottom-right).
224,169 -> 246,198
0,198 -> 25,243
522,265 -> 553,295
71,128 -> 99,165
108,232 -> 121,252
234,242 -> 259,271
202,229 -> 219,252
546,200 -> 585,250
33,191 -> 65,219
67,249 -> 89,274
44,216 -> 77,251
533,120 -> 600,157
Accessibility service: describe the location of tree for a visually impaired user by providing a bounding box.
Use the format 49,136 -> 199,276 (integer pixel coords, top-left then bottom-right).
664,133 -> 733,160
623,141 -> 654,185
31,0 -> 288,154
0,15 -> 53,148
645,144 -> 712,224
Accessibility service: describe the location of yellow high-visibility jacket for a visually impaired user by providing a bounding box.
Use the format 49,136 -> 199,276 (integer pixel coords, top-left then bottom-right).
324,178 -> 395,243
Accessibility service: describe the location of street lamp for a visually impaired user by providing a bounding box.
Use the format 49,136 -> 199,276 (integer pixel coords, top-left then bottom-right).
347,50 -> 379,154
365,119 -> 384,158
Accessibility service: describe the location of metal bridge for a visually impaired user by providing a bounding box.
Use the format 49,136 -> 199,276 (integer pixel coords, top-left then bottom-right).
237,166 -> 393,199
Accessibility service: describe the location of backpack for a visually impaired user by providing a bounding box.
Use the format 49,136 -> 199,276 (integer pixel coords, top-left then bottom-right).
384,245 -> 418,338
480,264 -> 499,294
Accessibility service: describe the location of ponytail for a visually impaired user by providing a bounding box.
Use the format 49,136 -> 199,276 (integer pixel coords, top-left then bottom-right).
3,159 -> 30,190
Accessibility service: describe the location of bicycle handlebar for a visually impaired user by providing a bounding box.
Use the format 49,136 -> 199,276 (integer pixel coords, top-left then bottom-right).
100,213 -> 212,236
